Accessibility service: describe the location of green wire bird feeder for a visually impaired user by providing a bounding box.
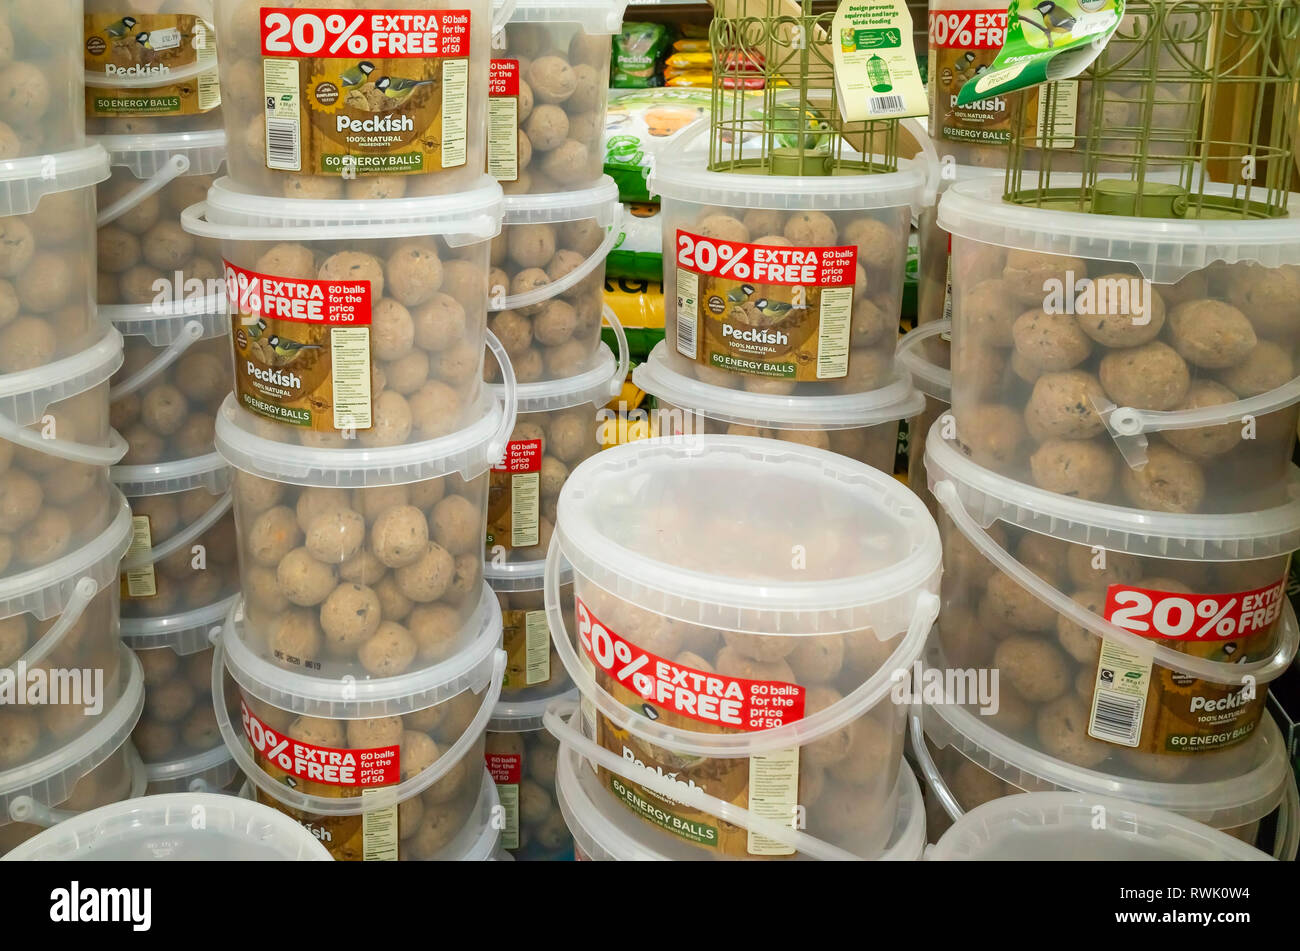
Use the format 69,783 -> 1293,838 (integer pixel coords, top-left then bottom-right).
707,0 -> 902,176
1005,0 -> 1300,219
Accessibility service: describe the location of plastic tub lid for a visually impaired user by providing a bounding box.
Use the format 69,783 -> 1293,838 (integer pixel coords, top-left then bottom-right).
143,744 -> 238,793
95,129 -> 227,179
109,307 -> 227,345
215,390 -> 506,489
938,175 -> 1300,284
922,673 -> 1292,830
0,145 -> 112,218
636,341 -> 925,430
502,346 -> 619,415
486,556 -> 572,591
221,584 -> 503,718
502,176 -> 620,225
925,413 -> 1300,560
0,491 -> 132,624
121,593 -> 238,655
186,174 -> 504,244
651,154 -> 928,213
555,435 -> 942,636
895,322 -> 951,402
3,792 -> 333,860
927,791 -> 1274,861
0,328 -> 123,428
436,770 -> 503,861
490,689 -> 578,733
499,0 -> 629,33
556,738 -> 926,860
0,646 -> 144,813
112,450 -> 230,499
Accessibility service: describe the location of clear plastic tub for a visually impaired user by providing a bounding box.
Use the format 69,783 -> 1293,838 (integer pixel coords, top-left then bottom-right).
486,690 -> 576,859
0,645 -> 144,855
183,175 -> 504,446
213,593 -> 506,861
487,177 -> 621,383
926,422 -> 1300,779
927,791 -> 1274,861
916,164 -> 1003,335
912,667 -> 1296,856
896,321 -> 951,518
544,435 -> 942,859
555,726 -> 927,861
651,152 -> 928,397
0,3 -> 84,158
939,175 -> 1300,514
4,791 -> 332,860
0,147 -> 113,375
84,1 -> 222,135
115,454 -> 238,622
636,339 -> 923,472
487,559 -> 572,699
214,0 -> 495,199
488,343 -> 625,564
145,743 -> 241,796
490,2 -> 627,195
214,360 -> 513,681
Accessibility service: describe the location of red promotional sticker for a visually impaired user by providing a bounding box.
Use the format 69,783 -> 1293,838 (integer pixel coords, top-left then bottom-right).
676,231 -> 858,287
927,9 -> 1008,49
576,597 -> 806,731
225,262 -> 372,327
490,59 -> 520,96
485,752 -> 522,784
493,438 -> 543,474
261,8 -> 471,58
241,701 -> 400,786
1104,579 -> 1286,642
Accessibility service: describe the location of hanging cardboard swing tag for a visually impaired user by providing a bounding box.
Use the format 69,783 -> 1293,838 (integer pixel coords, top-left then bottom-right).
832,0 -> 928,122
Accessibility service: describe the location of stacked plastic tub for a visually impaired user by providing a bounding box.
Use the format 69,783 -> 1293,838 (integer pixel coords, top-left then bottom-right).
542,436 -> 943,859
918,169 -> 1300,853
0,2 -> 145,851
483,0 -> 628,860
182,2 -> 515,857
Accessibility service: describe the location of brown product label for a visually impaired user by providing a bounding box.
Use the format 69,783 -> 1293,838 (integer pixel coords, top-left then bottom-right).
674,230 -> 858,381
85,13 -> 221,118
120,515 -> 157,600
1091,578 -> 1285,754
486,438 -> 542,552
226,260 -> 374,432
579,595 -> 804,857
258,7 -> 470,176
487,59 -> 519,182
927,8 -> 1010,146
501,607 -> 552,690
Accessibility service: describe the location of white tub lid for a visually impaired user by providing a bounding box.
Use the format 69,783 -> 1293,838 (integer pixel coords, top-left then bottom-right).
556,739 -> 926,860
938,175 -> 1300,284
651,155 -> 928,213
221,585 -> 502,719
214,391 -> 506,488
497,346 -> 619,415
190,175 -> 504,243
635,341 -> 924,430
4,792 -> 332,860
95,129 -> 227,179
927,791 -> 1274,861
924,413 -> 1300,560
143,743 -> 238,792
895,323 -> 951,402
922,667 -> 1292,830
555,435 -> 941,635
0,146 -> 111,218
485,556 -> 572,591
113,451 -> 231,499
490,688 -> 578,733
499,0 -> 629,34
109,308 -> 227,347
0,328 -> 124,427
502,176 -> 620,225
0,646 -> 144,810
121,593 -> 238,655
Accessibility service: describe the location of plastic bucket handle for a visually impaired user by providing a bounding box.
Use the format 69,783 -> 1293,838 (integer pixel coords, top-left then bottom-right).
7,745 -> 147,827
120,490 -> 233,572
602,304 -> 630,400
180,201 -> 502,245
110,318 -> 207,401
933,478 -> 1300,685
483,328 -> 519,476
210,630 -> 507,815
98,154 -> 191,228
542,530 -> 940,757
492,203 -> 624,312
12,577 -> 101,672
0,412 -> 128,467
908,706 -> 964,823
492,0 -> 518,33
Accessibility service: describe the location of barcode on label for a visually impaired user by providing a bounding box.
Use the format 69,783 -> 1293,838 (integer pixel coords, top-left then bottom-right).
266,117 -> 301,171
674,269 -> 699,359
869,95 -> 905,115
1089,690 -> 1143,746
